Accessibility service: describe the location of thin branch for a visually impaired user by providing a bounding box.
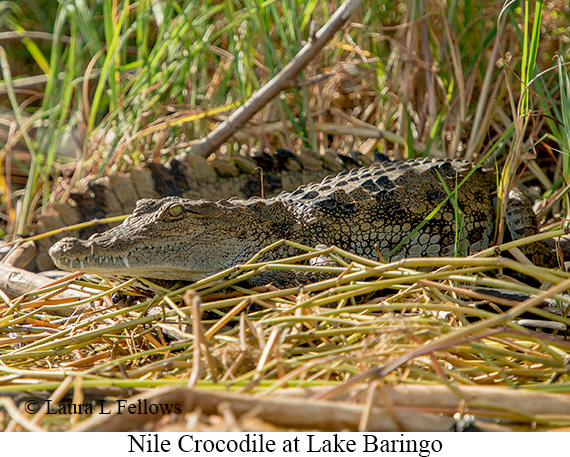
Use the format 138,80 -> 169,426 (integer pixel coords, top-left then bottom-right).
0,31 -> 72,44
190,0 -> 364,158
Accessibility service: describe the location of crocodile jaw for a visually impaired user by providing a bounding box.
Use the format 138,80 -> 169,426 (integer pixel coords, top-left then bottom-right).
48,196 -> 262,282
49,236 -> 219,281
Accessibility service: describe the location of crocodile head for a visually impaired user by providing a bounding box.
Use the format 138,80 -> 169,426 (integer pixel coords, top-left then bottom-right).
49,196 -> 264,281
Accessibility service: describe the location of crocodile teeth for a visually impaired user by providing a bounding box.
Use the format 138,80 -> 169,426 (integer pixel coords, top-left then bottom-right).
79,260 -> 84,269
90,245 -> 94,256
122,257 -> 130,268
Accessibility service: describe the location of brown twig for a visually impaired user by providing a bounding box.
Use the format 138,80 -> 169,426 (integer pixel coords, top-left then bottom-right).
0,31 -> 71,43
190,0 -> 364,158
71,385 -> 451,432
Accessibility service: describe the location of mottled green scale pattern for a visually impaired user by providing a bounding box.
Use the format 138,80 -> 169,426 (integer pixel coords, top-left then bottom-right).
49,157 -> 557,286
275,158 -> 496,261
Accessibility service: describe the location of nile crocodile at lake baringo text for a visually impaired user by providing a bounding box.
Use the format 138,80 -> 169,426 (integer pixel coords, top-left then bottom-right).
48,158 -> 558,286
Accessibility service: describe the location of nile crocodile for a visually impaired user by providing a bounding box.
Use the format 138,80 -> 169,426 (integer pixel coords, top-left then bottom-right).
48,158 -> 558,286
32,149 -> 365,270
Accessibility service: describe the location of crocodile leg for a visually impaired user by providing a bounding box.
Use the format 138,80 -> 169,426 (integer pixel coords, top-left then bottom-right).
505,188 -> 558,269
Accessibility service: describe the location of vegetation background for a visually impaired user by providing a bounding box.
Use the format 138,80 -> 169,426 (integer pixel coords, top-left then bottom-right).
1,0 -> 570,432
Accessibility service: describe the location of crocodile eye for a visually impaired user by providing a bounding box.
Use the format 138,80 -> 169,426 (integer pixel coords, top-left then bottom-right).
167,205 -> 184,218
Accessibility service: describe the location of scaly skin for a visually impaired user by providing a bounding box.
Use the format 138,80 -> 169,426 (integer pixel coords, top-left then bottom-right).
49,158 -> 557,284
34,148 -> 359,271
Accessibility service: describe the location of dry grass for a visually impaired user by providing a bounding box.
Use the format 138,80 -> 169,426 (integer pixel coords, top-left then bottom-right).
2,240 -> 570,431
2,0 -> 570,431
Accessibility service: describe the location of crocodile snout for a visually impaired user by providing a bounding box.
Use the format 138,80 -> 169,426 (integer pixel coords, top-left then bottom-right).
49,237 -> 91,265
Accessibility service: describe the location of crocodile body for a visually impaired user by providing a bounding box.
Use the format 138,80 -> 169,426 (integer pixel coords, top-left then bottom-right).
49,158 -> 557,285
33,149 -> 364,270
